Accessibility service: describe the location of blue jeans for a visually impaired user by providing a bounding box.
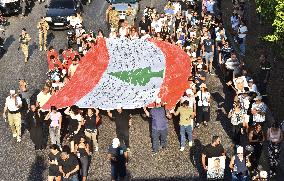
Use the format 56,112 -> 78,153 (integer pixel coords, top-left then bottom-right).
180,125 -> 192,147
239,37 -> 246,56
62,174 -> 79,181
152,129 -> 168,152
232,173 -> 248,181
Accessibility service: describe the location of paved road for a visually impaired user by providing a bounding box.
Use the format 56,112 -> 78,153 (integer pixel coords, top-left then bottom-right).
0,1 -> 235,181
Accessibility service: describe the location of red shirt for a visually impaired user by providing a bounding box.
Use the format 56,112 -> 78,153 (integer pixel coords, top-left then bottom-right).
47,50 -> 59,63
48,58 -> 63,70
62,49 -> 79,69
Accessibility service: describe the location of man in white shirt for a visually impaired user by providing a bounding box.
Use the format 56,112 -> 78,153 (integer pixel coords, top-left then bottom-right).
3,90 -> 23,142
237,21 -> 248,56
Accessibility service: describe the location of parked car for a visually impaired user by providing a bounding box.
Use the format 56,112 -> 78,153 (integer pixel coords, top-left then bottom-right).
0,0 -> 21,16
107,0 -> 139,20
45,0 -> 82,30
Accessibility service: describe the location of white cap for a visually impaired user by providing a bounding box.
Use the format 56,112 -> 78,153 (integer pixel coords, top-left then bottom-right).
155,98 -> 162,104
192,52 -> 196,58
186,89 -> 194,95
10,90 -> 16,94
237,146 -> 243,154
112,138 -> 120,148
259,171 -> 268,178
116,103 -> 123,109
186,46 -> 191,50
141,30 -> 145,34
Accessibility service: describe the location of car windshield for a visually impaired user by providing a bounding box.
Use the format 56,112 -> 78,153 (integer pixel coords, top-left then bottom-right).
49,0 -> 74,9
109,0 -> 138,3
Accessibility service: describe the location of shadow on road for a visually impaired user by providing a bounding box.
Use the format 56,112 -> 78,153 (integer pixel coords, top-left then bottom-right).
27,155 -> 45,181
4,35 -> 15,50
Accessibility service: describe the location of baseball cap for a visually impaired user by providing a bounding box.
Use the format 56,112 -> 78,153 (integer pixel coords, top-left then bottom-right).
237,146 -> 243,154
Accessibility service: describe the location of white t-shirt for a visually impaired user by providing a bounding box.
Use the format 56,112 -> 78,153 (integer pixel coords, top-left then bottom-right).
151,20 -> 162,33
196,91 -> 210,107
252,102 -> 267,122
5,96 -> 22,112
238,25 -> 248,38
119,27 -> 128,37
37,91 -> 51,108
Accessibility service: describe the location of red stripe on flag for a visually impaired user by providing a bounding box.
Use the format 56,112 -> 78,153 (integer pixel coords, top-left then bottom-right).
42,38 -> 110,110
149,39 -> 192,109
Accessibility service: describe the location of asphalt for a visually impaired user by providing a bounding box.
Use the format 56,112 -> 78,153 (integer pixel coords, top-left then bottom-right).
0,1 -> 236,181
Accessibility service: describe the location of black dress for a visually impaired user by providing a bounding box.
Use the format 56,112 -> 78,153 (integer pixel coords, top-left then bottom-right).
26,110 -> 44,150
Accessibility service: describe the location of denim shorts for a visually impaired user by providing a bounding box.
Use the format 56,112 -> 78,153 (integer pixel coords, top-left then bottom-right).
205,52 -> 214,62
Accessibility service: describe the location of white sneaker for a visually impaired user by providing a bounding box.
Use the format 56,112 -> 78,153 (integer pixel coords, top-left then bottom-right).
17,137 -> 21,142
180,147 -> 185,151
12,133 -> 17,138
189,141 -> 193,147
95,146 -> 99,152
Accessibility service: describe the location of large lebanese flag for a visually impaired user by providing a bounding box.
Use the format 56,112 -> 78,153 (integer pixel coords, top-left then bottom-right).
42,38 -> 191,110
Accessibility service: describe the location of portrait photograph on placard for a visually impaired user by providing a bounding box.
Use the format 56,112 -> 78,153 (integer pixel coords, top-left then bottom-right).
207,156 -> 226,180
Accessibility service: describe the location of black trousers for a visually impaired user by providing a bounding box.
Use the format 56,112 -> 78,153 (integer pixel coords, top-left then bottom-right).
116,131 -> 130,148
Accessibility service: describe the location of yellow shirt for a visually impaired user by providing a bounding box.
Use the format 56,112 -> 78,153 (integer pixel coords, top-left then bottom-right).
175,106 -> 193,126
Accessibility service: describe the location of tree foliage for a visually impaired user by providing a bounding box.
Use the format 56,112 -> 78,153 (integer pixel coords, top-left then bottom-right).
256,0 -> 284,42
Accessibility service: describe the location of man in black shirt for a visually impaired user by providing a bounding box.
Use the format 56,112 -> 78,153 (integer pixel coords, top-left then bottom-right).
202,34 -> 215,75
258,54 -> 271,96
139,16 -> 151,33
48,144 -> 61,181
202,136 -> 225,171
84,108 -> 99,152
59,146 -> 80,181
108,138 -> 129,181
107,105 -> 132,150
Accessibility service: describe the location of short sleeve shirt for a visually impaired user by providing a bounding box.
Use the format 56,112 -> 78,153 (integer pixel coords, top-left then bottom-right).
58,154 -> 79,176
108,145 -> 127,165
37,91 -> 51,108
48,152 -> 61,176
112,110 -> 130,132
203,39 -> 214,52
203,144 -> 225,165
50,112 -> 62,127
5,96 -> 22,112
150,107 -> 168,130
175,106 -> 193,126
196,91 -> 210,107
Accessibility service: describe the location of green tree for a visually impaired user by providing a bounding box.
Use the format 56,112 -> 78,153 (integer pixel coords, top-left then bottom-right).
256,0 -> 284,42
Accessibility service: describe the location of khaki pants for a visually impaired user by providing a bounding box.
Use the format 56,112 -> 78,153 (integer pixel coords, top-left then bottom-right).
85,130 -> 98,148
8,112 -> 21,138
39,31 -> 47,50
21,44 -> 29,62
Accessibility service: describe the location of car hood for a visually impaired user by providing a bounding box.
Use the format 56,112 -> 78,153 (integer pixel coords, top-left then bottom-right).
46,8 -> 75,17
